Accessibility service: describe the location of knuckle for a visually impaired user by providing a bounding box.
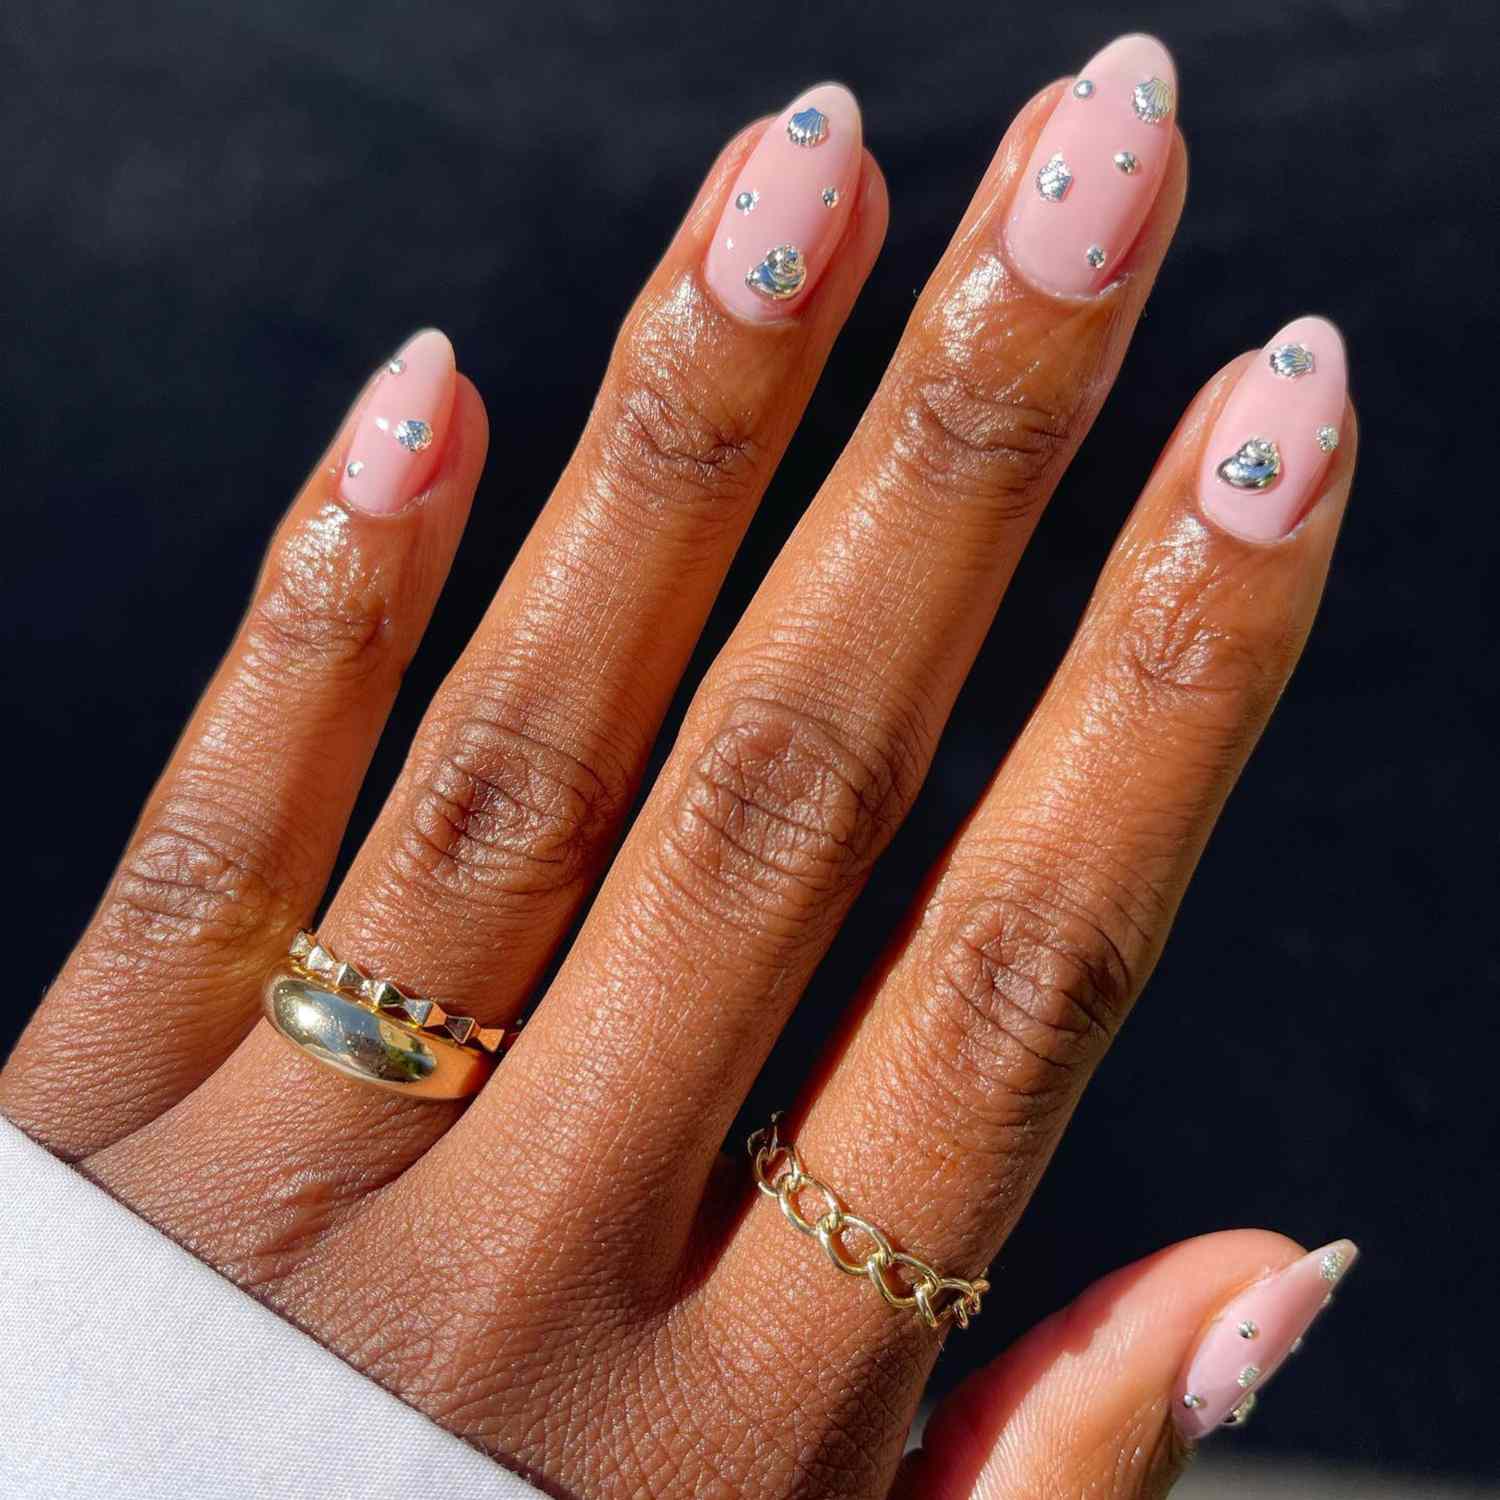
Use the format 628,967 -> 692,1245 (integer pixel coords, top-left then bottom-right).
657,698 -> 912,932
392,710 -> 626,903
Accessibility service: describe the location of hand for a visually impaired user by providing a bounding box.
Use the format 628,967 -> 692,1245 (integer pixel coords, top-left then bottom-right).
3,37 -> 1359,1500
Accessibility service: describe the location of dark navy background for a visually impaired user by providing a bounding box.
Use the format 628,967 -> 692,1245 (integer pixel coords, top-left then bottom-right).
5,0 -> 1496,1482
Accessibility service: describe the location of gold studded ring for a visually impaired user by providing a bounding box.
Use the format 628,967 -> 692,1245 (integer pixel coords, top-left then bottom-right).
748,1115 -> 989,1331
261,931 -> 518,1100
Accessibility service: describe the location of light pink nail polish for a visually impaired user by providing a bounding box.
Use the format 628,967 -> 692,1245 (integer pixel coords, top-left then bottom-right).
1198,315 -> 1347,542
1004,34 -> 1177,297
338,328 -> 456,516
1174,1239 -> 1360,1440
704,83 -> 862,323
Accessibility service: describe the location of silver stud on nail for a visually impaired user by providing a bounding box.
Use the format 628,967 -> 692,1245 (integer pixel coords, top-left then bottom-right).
345,460 -> 364,478
1238,1320 -> 1259,1340
735,189 -> 759,213
1316,424 -> 1340,452
1269,342 -> 1316,379
1085,244 -> 1106,268
1182,1393 -> 1206,1410
387,357 -> 406,375
1216,436 -> 1282,490
787,106 -> 830,147
1073,78 -> 1095,98
821,186 -> 839,207
1223,1392 -> 1258,1428
1132,76 -> 1174,124
1237,1364 -> 1261,1389
1113,150 -> 1139,174
1036,152 -> 1074,202
391,418 -> 433,453
745,243 -> 807,301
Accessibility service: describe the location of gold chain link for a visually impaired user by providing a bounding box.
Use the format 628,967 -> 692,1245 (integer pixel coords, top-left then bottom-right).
747,1114 -> 990,1331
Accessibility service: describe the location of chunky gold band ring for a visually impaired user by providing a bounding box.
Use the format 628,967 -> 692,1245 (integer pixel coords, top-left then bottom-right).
261,931 -> 517,1100
749,1115 -> 989,1331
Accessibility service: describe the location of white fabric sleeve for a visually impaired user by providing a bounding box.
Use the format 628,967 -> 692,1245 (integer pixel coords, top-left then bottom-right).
0,1116 -> 548,1500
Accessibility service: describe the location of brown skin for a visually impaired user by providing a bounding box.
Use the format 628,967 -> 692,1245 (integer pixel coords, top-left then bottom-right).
2,82 -> 1354,1500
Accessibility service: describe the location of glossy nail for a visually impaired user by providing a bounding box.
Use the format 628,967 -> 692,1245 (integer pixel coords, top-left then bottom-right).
1004,34 -> 1177,297
704,83 -> 862,323
1175,1239 -> 1360,1439
339,329 -> 456,516
1198,315 -> 1347,542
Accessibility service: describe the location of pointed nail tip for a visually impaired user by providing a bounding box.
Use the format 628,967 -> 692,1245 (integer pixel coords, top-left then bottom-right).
1092,31 -> 1177,77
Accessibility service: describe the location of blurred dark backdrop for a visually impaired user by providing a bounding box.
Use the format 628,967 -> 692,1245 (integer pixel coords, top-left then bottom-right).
5,0 -> 1496,1484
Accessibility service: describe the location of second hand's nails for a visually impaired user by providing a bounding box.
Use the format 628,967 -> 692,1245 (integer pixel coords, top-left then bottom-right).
1004,33 -> 1177,297
703,83 -> 862,324
339,328 -> 456,517
1175,1239 -> 1360,1439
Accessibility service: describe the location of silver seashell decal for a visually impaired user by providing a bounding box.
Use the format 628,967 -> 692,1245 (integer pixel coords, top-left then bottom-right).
1268,342 -> 1316,379
1036,152 -> 1073,202
745,244 -> 807,301
1216,436 -> 1282,490
1316,424 -> 1340,452
1131,75 -> 1174,124
787,106 -> 830,147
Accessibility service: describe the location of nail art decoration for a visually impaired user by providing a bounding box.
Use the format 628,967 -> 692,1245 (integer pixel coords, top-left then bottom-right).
1269,342 -> 1316,379
745,244 -> 807,301
1085,244 -> 1106,268
1238,1320 -> 1259,1339
1036,152 -> 1074,202
1316,424 -> 1340,452
1182,1393 -> 1206,1410
787,106 -> 829,147
1114,150 -> 1139,174
1216,436 -> 1282,490
1131,76 -> 1174,123
1073,78 -> 1095,98
1320,1249 -> 1347,1282
392,418 -> 433,453
1222,1392 -> 1258,1428
735,190 -> 759,212
345,460 -> 364,478
1237,1364 -> 1261,1388
387,357 -> 405,375
821,186 -> 839,206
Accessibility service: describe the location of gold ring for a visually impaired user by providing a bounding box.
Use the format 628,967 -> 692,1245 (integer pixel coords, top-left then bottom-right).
261,931 -> 517,1100
748,1114 -> 990,1331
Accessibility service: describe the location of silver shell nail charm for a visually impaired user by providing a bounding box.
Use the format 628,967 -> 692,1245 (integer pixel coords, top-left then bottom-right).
1132,76 -> 1174,124
1114,150 -> 1139,174
1073,78 -> 1095,98
392,418 -> 433,453
735,189 -> 759,213
1085,244 -> 1106,269
1316,424 -> 1340,452
1320,1249 -> 1346,1282
1237,1364 -> 1261,1389
1223,1392 -> 1258,1428
1036,152 -> 1073,202
821,186 -> 839,207
745,244 -> 806,301
787,106 -> 830,147
1269,342 -> 1316,379
1216,436 -> 1281,490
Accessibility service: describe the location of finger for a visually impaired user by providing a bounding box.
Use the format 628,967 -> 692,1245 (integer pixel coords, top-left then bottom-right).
81,92 -> 889,1244
449,37 -> 1186,1255
894,1233 -> 1361,1500
0,333 -> 484,1157
744,319 -> 1355,1366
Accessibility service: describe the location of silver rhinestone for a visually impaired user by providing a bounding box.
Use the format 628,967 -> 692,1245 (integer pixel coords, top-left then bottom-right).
1316,424 -> 1340,452
1223,1392 -> 1258,1428
1132,76 -> 1174,124
1216,436 -> 1282,490
1238,1320 -> 1259,1340
392,418 -> 433,453
1290,1337 -> 1305,1355
734,189 -> 759,213
1036,152 -> 1073,202
1073,78 -> 1095,98
387,356 -> 406,375
787,105 -> 829,147
1085,244 -> 1106,269
1320,1249 -> 1346,1282
1269,342 -> 1316,379
1182,1393 -> 1206,1410
345,460 -> 364,478
1113,150 -> 1139,174
1237,1364 -> 1260,1388
745,243 -> 806,301
821,186 -> 839,207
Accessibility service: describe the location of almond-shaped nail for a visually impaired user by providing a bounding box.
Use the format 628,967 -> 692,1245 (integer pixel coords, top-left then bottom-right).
1198,315 -> 1347,542
1004,34 -> 1177,296
339,329 -> 456,516
1175,1239 -> 1360,1440
704,83 -> 862,323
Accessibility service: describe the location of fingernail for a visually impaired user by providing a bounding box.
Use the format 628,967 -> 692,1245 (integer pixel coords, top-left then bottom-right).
1175,1239 -> 1360,1440
1198,315 -> 1347,542
704,83 -> 862,323
339,329 -> 456,516
1004,34 -> 1177,297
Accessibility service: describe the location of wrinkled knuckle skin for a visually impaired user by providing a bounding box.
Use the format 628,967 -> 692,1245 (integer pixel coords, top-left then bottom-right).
658,699 -> 910,934
912,887 -> 1137,1123
392,712 -> 627,903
